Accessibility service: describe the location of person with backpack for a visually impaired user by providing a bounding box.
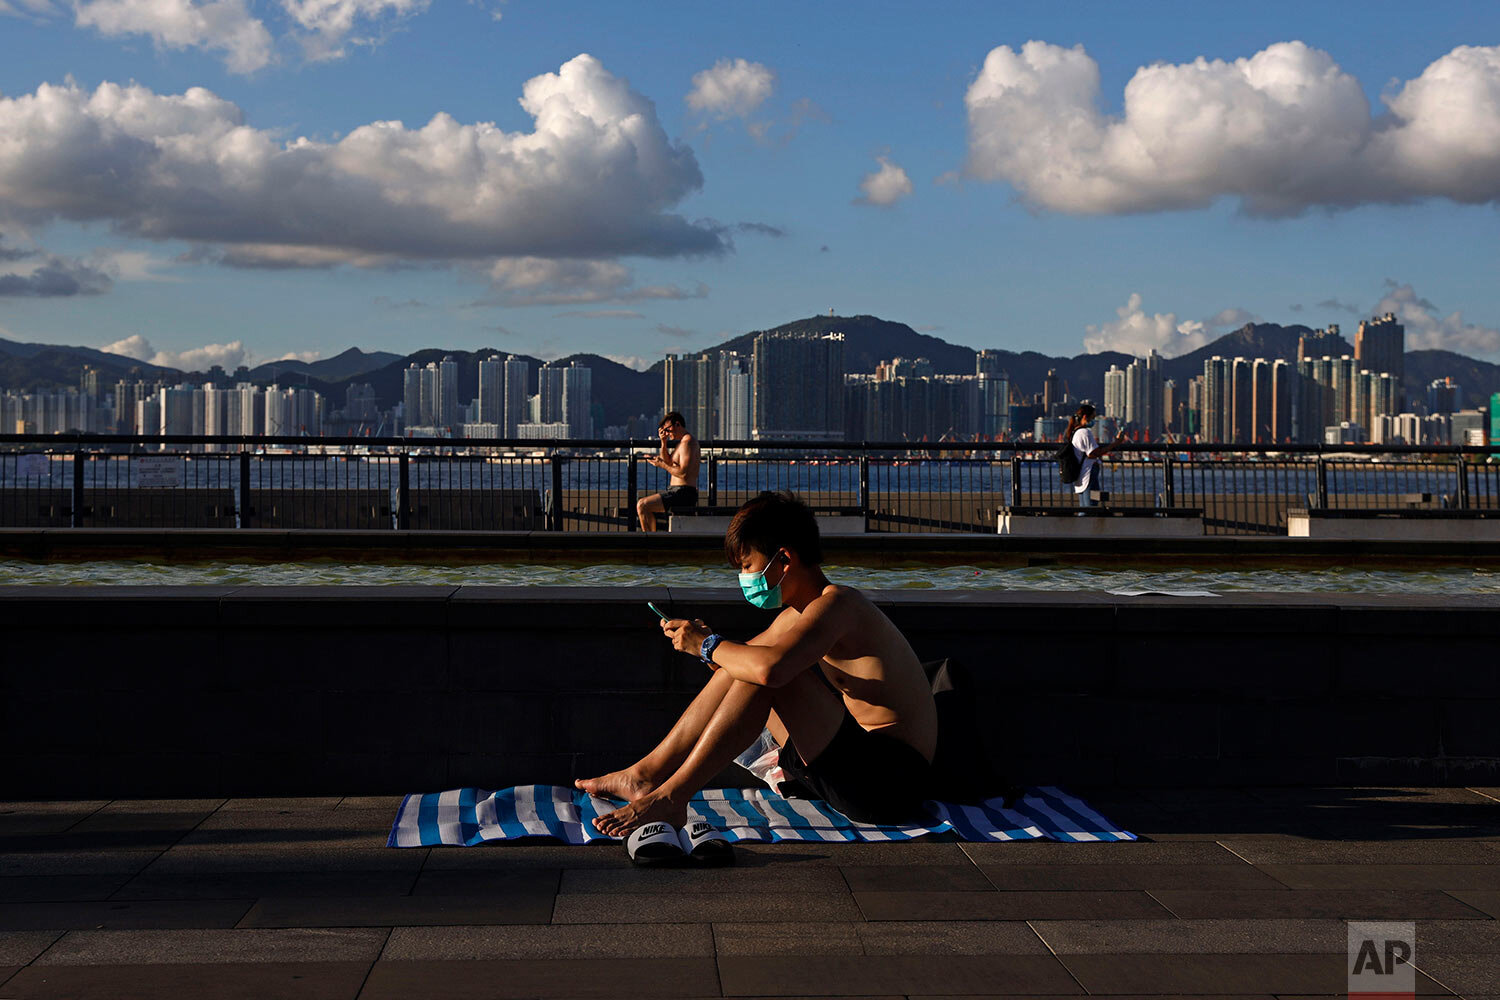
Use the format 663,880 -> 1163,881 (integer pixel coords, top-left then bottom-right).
1063,403 -> 1115,507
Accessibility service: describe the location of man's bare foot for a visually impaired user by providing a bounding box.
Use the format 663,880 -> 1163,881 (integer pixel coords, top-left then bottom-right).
593,790 -> 688,837
574,767 -> 655,802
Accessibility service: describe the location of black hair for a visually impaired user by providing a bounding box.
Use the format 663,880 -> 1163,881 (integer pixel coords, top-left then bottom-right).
1065,402 -> 1097,440
660,411 -> 685,429
724,490 -> 823,568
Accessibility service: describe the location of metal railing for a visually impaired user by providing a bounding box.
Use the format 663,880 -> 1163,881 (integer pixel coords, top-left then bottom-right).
0,434 -> 1495,535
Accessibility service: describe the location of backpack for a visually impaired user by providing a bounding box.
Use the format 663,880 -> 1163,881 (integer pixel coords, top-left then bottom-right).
1055,433 -> 1081,484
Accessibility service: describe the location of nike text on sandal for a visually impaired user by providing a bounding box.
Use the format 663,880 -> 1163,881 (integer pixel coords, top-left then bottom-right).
626,822 -> 687,867
679,821 -> 735,866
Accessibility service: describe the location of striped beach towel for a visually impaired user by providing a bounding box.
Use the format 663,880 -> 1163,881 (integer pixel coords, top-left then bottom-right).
387,785 -> 1134,847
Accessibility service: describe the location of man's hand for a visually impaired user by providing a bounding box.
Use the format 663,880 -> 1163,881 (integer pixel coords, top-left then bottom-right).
661,617 -> 711,658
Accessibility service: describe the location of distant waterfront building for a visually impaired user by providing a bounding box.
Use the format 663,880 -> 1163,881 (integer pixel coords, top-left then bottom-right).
538,364 -> 565,425
975,349 -> 1006,379
1249,359 -> 1273,443
503,356 -> 529,437
716,352 -> 751,440
438,357 -> 459,429
1035,415 -> 1069,442
1123,350 -> 1163,438
976,372 -> 1010,438
846,370 -> 980,442
1042,369 -> 1061,416
1451,409 -> 1486,446
663,353 -> 712,435
1491,393 -> 1500,452
159,386 -> 196,437
1269,360 -> 1295,444
1103,366 -> 1126,421
1297,324 -> 1346,362
1326,421 -> 1365,445
752,331 -> 846,441
516,421 -> 570,439
136,395 -> 160,440
1355,313 -> 1405,384
562,361 -> 593,439
477,355 -> 503,426
1230,358 -> 1253,443
403,364 -> 422,431
1203,357 -> 1228,443
344,383 -> 377,424
1427,377 -> 1462,414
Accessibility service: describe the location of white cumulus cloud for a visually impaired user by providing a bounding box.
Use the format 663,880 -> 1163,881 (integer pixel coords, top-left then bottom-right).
280,0 -> 428,60
855,156 -> 913,207
1374,281 -> 1500,357
686,58 -> 776,119
74,0 -> 275,73
964,40 -> 1500,215
1083,293 -> 1215,357
101,333 -> 250,371
0,59 -> 722,267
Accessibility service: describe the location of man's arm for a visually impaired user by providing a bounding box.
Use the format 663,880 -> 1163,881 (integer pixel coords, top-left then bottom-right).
655,435 -> 695,475
699,591 -> 853,688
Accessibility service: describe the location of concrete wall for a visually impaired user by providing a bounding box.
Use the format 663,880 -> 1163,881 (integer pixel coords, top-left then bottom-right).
1,586 -> 1496,798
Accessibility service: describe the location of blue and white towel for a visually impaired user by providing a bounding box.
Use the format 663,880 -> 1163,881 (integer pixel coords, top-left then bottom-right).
387,785 -> 1134,847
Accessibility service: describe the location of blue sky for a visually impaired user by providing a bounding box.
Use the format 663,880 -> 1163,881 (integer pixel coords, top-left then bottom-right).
0,0 -> 1497,372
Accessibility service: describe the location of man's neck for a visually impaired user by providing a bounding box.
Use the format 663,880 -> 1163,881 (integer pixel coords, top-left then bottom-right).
785,568 -> 832,612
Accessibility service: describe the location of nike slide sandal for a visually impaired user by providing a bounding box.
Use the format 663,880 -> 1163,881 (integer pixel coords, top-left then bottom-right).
626,822 -> 687,867
679,821 -> 735,866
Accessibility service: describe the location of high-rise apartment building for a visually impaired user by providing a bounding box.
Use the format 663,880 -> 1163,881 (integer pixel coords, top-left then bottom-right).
752,332 -> 846,441
538,364 -> 565,425
1249,359 -> 1273,443
663,353 -> 713,434
1427,377 -> 1462,414
1203,357 -> 1228,442
438,356 -> 459,429
1042,369 -> 1061,415
477,355 -> 503,425
716,352 -> 751,440
503,356 -> 529,437
1186,375 -> 1205,438
1122,350 -> 1164,438
159,386 -> 196,436
976,373 -> 1010,438
1230,358 -> 1253,443
1269,359 -> 1295,443
562,361 -> 593,439
975,350 -> 1006,379
1103,366 -> 1126,422
1298,324 -> 1347,361
402,364 -> 422,431
1355,313 -> 1404,384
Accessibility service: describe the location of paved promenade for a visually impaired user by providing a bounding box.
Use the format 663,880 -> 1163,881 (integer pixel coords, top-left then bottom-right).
1,787 -> 1497,998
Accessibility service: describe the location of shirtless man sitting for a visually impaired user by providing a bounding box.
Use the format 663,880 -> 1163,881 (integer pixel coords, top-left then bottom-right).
580,490 -> 939,835
635,411 -> 700,532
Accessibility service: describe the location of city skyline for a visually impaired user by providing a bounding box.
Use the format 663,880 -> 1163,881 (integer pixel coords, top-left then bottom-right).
1,3 -> 1499,371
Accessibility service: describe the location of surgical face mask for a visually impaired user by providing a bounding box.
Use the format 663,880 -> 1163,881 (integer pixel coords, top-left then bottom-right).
738,550 -> 787,609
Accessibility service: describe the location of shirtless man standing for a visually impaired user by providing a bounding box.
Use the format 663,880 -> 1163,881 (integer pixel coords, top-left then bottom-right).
635,411 -> 700,532
580,490 -> 939,835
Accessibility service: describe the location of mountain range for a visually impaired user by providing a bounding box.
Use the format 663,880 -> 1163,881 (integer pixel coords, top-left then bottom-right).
2,315 -> 1496,428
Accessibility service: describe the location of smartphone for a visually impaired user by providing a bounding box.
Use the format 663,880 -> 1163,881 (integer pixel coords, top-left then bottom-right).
647,601 -> 669,620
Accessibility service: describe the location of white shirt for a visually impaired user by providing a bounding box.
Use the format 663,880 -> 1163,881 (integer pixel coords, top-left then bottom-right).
1071,426 -> 1098,493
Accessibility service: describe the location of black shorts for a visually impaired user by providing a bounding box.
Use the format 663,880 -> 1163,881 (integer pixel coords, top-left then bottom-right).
660,485 -> 699,510
778,712 -> 935,824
